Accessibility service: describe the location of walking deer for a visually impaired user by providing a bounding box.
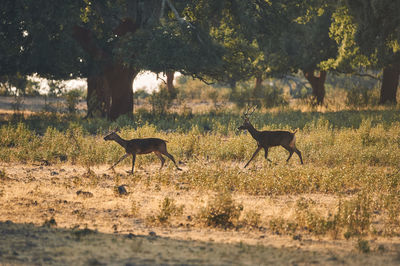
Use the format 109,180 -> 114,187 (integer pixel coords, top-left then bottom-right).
104,131 -> 182,174
238,107 -> 303,168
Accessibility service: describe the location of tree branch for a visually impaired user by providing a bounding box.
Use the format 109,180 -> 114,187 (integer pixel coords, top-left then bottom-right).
164,0 -> 204,45
165,0 -> 195,29
156,73 -> 167,85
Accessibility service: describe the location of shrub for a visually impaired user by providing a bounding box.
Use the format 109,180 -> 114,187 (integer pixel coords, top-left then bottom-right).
149,87 -> 174,115
64,89 -> 84,114
346,85 -> 379,108
241,209 -> 261,229
231,83 -> 288,109
147,197 -> 184,224
157,197 -> 184,224
199,192 -> 243,228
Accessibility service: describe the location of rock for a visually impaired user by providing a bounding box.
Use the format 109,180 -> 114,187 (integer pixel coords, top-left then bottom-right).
76,190 -> 93,198
115,185 -> 128,196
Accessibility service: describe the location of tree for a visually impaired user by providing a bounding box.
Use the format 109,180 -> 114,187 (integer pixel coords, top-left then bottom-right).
0,0 -> 224,119
328,1 -> 400,105
218,1 -> 338,105
277,3 -> 337,105
345,0 -> 400,104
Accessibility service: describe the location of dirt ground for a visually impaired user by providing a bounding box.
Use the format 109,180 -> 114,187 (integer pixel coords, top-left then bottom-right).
1,163 -> 400,265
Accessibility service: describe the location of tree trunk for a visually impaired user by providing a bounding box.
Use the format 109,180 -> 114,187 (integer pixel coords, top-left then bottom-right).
86,64 -> 137,119
86,75 -> 111,118
255,75 -> 263,89
304,70 -> 327,105
72,23 -> 139,120
166,70 -> 177,99
380,64 -> 400,105
105,64 -> 137,120
166,70 -> 174,92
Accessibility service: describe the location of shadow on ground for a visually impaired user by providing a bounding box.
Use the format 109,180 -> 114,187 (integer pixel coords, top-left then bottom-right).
1,221 -> 399,265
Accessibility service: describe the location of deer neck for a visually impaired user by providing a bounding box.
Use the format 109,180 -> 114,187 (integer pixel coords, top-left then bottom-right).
246,124 -> 261,140
113,135 -> 128,149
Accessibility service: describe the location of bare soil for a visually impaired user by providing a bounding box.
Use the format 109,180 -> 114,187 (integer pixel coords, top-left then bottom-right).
1,163 -> 400,265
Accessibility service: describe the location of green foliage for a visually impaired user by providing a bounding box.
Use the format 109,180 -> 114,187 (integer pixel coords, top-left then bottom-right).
149,87 -> 174,115
1,107 -> 400,238
64,89 -> 84,114
0,73 -> 36,96
346,0 -> 400,62
133,89 -> 150,101
231,83 -> 288,109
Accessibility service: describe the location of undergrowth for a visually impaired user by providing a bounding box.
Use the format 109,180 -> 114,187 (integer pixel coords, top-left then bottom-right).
1,109 -> 400,238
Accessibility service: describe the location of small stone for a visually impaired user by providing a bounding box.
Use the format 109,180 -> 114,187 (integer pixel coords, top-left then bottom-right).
115,185 -> 128,195
76,190 -> 93,198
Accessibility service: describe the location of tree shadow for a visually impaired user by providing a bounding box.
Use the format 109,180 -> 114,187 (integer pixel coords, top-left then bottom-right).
1,220 -> 397,265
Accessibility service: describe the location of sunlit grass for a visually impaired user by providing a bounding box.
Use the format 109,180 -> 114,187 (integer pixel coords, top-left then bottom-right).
1,108 -> 400,239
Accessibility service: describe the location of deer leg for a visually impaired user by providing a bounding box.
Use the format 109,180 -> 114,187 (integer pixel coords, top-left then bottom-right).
108,153 -> 129,171
244,146 -> 262,168
162,151 -> 182,171
263,147 -> 273,163
283,145 -> 303,164
126,154 -> 136,175
294,148 -> 303,164
154,151 -> 166,169
282,146 -> 294,162
286,151 -> 294,162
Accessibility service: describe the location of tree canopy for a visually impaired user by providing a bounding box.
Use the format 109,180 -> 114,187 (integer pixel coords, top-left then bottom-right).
1,0 -> 399,117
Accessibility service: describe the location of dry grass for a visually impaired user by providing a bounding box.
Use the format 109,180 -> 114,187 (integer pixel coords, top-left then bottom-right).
2,163 -> 400,264
1,98 -> 400,264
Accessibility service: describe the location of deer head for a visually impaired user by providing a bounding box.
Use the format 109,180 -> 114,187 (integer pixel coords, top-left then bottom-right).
103,129 -> 120,141
238,106 -> 256,130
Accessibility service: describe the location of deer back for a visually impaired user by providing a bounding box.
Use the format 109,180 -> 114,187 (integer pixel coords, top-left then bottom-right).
126,138 -> 166,154
259,130 -> 295,147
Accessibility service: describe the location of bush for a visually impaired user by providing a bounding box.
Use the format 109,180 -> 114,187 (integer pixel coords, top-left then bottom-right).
149,87 -> 174,115
199,192 -> 243,228
231,82 -> 288,109
147,197 -> 184,225
64,89 -> 84,113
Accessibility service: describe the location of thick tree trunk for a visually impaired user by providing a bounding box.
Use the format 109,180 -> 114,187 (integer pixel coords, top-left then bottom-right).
304,70 -> 327,105
72,23 -> 139,120
380,64 -> 400,105
86,64 -> 137,119
105,64 -> 137,120
86,75 -> 111,118
166,70 -> 174,92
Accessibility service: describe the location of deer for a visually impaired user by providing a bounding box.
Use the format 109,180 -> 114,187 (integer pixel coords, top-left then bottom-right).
104,131 -> 182,174
237,106 -> 303,168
